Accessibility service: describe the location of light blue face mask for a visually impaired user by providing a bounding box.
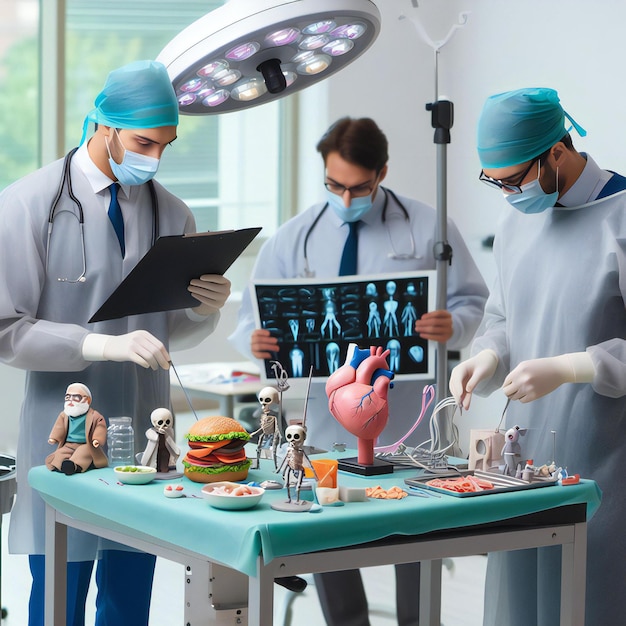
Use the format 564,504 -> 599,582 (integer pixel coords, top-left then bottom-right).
326,189 -> 373,222
106,131 -> 160,186
504,166 -> 559,214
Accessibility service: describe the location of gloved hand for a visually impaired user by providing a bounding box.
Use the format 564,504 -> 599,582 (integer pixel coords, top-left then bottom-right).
449,349 -> 499,410
187,274 -> 231,316
502,352 -> 595,403
82,330 -> 170,371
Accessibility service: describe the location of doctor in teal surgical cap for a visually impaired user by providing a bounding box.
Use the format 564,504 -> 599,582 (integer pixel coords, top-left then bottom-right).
0,60 -> 230,626
450,87 -> 626,625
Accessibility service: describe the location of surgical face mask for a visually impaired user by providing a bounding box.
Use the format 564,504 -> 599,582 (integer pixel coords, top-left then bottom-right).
504,163 -> 559,214
106,130 -> 160,186
326,188 -> 373,222
65,400 -> 90,417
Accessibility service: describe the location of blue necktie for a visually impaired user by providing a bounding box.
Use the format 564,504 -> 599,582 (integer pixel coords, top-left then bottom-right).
339,221 -> 360,276
108,183 -> 125,257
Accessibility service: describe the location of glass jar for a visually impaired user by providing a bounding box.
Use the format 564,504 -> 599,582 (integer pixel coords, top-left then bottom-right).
107,416 -> 135,467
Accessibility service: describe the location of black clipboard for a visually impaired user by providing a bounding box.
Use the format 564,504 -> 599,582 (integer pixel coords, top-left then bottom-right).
89,227 -> 261,322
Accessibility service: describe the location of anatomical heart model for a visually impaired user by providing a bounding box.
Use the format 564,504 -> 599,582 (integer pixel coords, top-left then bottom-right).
326,344 -> 394,466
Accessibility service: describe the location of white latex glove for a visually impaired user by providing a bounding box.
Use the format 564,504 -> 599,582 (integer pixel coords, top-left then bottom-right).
187,274 -> 231,316
502,352 -> 595,403
449,349 -> 499,410
82,331 -> 170,371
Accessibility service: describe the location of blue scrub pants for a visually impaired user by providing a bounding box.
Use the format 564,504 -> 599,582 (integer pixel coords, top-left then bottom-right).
28,550 -> 156,626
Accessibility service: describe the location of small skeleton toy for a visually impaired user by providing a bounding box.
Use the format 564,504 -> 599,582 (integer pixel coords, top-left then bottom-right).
251,386 -> 282,468
275,366 -> 317,508
140,408 -> 181,472
277,423 -> 315,504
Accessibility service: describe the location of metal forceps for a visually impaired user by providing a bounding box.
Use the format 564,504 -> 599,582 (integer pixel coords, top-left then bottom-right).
495,398 -> 510,432
169,359 -> 200,421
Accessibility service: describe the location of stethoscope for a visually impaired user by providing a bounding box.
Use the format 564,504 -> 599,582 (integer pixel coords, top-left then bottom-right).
302,186 -> 421,277
46,147 -> 159,283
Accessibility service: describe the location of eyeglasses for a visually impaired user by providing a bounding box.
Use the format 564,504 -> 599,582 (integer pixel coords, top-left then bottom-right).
64,394 -> 87,402
324,177 -> 376,197
479,156 -> 540,194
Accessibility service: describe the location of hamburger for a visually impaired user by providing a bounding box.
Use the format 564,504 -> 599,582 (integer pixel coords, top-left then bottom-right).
182,416 -> 252,483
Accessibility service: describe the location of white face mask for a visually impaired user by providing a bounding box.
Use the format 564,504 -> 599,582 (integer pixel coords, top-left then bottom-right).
65,400 -> 90,417
106,129 -> 160,186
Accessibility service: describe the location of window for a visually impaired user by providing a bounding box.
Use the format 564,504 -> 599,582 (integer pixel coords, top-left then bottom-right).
0,0 -> 289,290
0,1 -> 39,189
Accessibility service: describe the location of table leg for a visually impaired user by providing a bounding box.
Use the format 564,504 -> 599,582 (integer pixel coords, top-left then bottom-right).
249,558 -> 275,626
219,396 -> 235,418
419,559 -> 442,626
560,522 -> 587,626
44,503 -> 67,626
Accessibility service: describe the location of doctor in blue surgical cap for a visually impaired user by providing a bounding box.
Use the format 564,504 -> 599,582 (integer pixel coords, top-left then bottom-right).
0,60 -> 230,626
450,87 -> 626,625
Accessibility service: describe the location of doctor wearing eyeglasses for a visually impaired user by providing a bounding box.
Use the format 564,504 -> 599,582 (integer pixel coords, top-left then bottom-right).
230,116 -> 488,626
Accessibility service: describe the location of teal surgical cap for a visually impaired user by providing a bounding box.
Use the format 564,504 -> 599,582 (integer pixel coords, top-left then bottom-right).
81,60 -> 178,144
477,87 -> 587,169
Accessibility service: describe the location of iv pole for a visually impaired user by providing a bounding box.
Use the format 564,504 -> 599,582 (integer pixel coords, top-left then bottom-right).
400,4 -> 470,452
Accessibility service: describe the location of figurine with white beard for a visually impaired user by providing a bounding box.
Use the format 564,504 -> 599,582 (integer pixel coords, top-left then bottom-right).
45,382 -> 108,475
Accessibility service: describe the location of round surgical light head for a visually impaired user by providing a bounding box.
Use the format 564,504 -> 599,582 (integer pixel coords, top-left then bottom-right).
157,0 -> 381,115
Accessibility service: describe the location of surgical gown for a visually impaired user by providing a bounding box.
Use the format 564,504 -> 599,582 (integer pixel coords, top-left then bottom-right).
471,158 -> 626,625
0,148 -> 219,560
229,188 -> 489,451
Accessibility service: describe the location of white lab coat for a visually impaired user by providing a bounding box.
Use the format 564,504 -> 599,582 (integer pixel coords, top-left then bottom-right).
0,143 -> 219,559
229,188 -> 488,450
471,156 -> 626,625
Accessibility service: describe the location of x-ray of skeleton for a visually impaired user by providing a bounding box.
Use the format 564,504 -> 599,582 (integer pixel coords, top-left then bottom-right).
252,271 -> 436,384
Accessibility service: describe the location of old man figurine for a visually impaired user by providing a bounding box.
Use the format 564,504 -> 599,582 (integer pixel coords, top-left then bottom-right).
46,382 -> 108,475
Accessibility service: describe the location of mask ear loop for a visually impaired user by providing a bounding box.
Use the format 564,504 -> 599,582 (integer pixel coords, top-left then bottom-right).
555,165 -> 559,196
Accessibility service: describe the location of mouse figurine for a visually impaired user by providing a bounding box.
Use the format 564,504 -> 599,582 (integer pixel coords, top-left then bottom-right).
501,425 -> 527,476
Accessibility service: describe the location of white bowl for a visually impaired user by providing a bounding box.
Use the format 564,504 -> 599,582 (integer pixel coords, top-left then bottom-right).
113,465 -> 157,485
201,481 -> 265,510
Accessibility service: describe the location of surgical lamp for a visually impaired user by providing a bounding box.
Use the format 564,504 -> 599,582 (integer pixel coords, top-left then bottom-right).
156,0 -> 381,115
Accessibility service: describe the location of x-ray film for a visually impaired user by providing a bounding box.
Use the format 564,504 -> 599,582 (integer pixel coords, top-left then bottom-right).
251,271 -> 436,384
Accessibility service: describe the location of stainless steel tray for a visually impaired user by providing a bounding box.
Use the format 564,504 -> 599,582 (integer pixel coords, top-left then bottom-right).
404,469 -> 559,497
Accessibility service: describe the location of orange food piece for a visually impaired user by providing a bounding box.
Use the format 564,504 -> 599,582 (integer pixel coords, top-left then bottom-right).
365,485 -> 408,499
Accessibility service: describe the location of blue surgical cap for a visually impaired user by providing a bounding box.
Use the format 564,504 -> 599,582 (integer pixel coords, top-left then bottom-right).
477,87 -> 587,169
81,60 -> 178,144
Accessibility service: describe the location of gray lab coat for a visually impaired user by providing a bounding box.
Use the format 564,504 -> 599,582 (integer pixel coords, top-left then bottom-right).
0,149 -> 218,560
472,169 -> 626,625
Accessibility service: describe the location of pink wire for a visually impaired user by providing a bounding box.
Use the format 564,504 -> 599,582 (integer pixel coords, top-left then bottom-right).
374,384 -> 436,453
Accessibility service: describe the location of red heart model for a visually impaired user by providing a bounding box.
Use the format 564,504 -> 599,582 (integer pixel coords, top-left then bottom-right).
326,345 -> 394,465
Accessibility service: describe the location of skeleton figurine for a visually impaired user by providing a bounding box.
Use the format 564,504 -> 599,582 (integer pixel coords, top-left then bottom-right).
251,386 -> 282,468
140,408 -> 181,472
276,423 -> 315,504
274,366 -> 317,508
